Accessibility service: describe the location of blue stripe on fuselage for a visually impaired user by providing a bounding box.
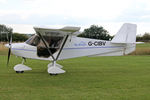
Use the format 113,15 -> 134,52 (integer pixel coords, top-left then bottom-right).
11,46 -> 124,52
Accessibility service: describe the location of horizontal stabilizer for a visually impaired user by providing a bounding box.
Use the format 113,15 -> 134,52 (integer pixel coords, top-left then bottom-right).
111,23 -> 137,43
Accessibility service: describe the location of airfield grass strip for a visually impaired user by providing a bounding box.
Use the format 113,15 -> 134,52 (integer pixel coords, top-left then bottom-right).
130,43 -> 150,55
0,55 -> 150,100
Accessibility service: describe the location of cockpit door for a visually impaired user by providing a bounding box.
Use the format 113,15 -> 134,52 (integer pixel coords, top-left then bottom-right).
36,34 -> 66,58
34,30 -> 68,59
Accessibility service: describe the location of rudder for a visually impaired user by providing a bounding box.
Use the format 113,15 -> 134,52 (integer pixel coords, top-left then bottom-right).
111,23 -> 137,43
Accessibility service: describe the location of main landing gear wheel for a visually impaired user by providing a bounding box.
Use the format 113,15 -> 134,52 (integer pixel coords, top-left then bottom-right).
16,71 -> 24,73
49,73 -> 58,76
47,61 -> 65,75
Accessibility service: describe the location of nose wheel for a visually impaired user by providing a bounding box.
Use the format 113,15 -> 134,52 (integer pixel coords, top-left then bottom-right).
14,58 -> 32,73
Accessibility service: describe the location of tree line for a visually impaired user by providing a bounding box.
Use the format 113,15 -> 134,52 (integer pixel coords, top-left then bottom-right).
0,24 -> 29,42
0,24 -> 113,42
0,24 -> 150,42
136,33 -> 150,42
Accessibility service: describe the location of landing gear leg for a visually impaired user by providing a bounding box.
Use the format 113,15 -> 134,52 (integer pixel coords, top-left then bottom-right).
47,61 -> 65,75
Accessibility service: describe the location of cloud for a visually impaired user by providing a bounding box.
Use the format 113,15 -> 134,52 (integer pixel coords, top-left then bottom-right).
1,0 -> 150,34
0,0 -> 6,3
0,0 -> 149,23
113,0 -> 150,23
0,0 -> 133,23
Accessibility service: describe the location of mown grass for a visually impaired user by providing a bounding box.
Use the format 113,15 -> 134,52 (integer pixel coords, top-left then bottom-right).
0,42 -> 8,55
131,43 -> 150,55
1,55 -> 150,100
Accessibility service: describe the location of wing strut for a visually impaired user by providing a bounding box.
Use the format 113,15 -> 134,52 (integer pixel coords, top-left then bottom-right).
37,32 -> 56,61
56,35 -> 69,60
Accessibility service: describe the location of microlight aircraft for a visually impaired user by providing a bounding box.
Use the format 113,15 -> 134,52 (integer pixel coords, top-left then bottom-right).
5,23 -> 137,75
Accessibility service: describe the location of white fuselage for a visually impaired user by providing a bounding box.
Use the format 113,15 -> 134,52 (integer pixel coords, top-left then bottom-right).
10,36 -> 136,61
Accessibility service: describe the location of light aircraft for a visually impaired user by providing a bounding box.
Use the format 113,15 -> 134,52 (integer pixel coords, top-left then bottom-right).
5,23 -> 137,75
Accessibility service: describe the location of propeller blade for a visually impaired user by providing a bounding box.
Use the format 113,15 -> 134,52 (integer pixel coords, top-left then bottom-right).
37,32 -> 56,61
7,31 -> 12,66
7,48 -> 11,66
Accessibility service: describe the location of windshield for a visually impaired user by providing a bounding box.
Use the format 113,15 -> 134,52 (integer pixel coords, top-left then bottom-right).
26,35 -> 40,46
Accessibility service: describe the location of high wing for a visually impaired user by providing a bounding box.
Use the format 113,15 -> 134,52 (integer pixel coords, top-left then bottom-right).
33,26 -> 80,60
34,26 -> 80,35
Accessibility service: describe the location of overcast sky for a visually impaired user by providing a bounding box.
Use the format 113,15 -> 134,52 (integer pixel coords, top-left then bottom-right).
0,0 -> 150,35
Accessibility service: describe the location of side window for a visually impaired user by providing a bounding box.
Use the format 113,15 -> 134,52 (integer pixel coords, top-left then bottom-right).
30,36 -> 40,46
26,35 -> 40,46
50,36 -> 64,48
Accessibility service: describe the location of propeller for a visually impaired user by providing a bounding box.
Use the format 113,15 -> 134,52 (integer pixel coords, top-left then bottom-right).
7,31 -> 12,66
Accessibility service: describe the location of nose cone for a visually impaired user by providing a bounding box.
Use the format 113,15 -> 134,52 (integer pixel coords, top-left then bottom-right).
5,44 -> 10,48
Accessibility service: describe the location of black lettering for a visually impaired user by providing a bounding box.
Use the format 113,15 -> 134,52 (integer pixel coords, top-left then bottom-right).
88,41 -> 106,46
88,41 -> 93,46
94,41 -> 98,46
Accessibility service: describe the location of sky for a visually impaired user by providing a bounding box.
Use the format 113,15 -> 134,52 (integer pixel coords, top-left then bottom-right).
0,0 -> 150,35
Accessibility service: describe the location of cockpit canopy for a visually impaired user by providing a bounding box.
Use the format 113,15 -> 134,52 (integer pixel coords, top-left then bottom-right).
26,34 -> 64,58
26,34 -> 64,47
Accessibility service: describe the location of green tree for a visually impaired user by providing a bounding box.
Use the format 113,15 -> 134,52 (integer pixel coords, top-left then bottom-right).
136,35 -> 142,42
136,33 -> 150,42
13,33 -> 28,42
78,25 -> 112,40
0,24 -> 13,42
142,33 -> 150,42
0,24 -> 29,42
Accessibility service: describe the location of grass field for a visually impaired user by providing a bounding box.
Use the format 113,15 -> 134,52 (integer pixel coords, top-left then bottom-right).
0,43 -> 150,100
0,42 -> 8,55
131,43 -> 150,55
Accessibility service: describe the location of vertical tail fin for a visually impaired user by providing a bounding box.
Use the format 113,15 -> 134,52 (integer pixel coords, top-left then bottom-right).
111,23 -> 137,43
